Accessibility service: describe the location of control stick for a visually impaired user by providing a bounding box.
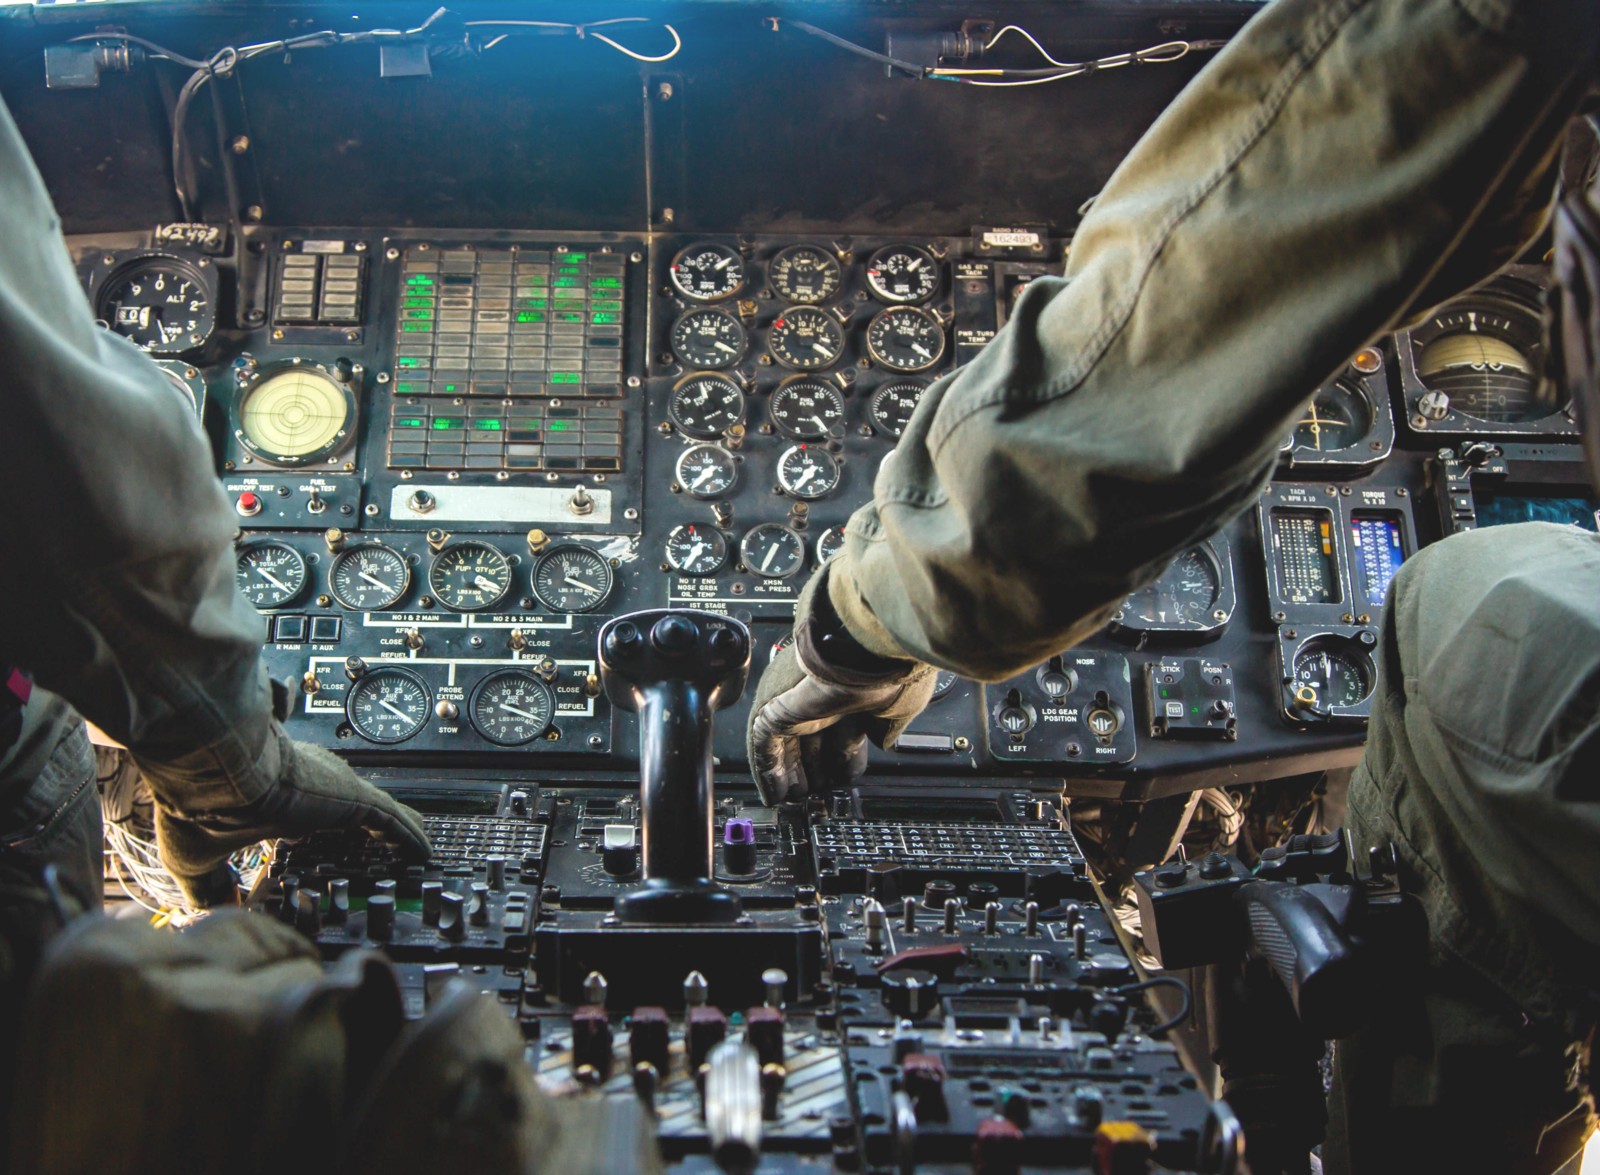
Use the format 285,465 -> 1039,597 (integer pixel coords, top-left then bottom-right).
597,610 -> 751,922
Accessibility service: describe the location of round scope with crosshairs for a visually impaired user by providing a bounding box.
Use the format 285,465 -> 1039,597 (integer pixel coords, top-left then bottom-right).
234,363 -> 357,466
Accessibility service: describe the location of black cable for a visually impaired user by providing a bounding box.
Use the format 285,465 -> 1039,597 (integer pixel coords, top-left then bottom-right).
1114,975 -> 1194,1037
774,19 -> 936,79
66,31 -> 210,70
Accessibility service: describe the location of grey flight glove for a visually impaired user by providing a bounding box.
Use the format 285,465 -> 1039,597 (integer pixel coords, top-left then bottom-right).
154,737 -> 431,907
747,567 -> 937,806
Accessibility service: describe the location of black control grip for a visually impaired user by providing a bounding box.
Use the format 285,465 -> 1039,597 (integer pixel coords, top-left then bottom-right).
1234,880 -> 1369,1040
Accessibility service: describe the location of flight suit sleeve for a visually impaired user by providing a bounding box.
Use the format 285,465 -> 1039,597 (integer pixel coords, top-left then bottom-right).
826,0 -> 1600,679
0,98 -> 284,811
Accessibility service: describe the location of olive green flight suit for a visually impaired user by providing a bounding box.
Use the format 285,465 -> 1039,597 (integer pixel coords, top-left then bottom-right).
811,0 -> 1600,1167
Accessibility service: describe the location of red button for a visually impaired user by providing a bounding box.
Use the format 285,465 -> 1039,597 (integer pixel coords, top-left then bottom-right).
236,492 -> 262,517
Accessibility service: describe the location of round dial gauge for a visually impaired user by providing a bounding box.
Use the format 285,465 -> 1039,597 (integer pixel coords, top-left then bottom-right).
531,544 -> 614,613
768,306 -> 846,370
816,527 -> 846,565
670,242 -> 745,302
1122,547 -> 1222,629
95,256 -> 215,355
866,307 -> 946,372
740,524 -> 806,579
675,444 -> 739,498
237,366 -> 355,466
777,444 -> 841,500
666,523 -> 729,575
428,541 -> 513,612
469,670 -> 555,746
869,381 -> 926,438
769,378 -> 847,439
769,244 -> 844,305
668,373 -> 746,439
671,308 -> 747,370
235,542 -> 307,610
865,245 -> 939,305
931,670 -> 960,700
1293,379 -> 1373,453
1412,297 -> 1551,422
346,668 -> 431,745
1292,640 -> 1375,709
329,544 -> 410,611
155,361 -> 205,414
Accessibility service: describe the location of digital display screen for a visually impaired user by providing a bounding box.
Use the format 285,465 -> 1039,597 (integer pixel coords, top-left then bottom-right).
1350,514 -> 1406,605
1270,509 -> 1340,604
389,791 -> 504,815
1475,493 -> 1600,532
859,796 -> 1006,824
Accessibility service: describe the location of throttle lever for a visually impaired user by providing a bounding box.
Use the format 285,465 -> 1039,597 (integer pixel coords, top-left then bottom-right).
1234,880 -> 1371,1040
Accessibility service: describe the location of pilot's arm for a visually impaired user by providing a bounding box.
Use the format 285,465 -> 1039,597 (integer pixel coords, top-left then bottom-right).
0,100 -> 428,904
749,0 -> 1600,803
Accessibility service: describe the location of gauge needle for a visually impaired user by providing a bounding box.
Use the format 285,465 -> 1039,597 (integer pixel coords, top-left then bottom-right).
760,544 -> 778,573
564,575 -> 599,594
794,466 -> 817,488
380,699 -> 413,722
687,541 -> 706,564
360,571 -> 391,590
257,568 -> 292,593
912,343 -> 934,360
811,343 -> 831,356
809,415 -> 829,432
714,256 -> 732,270
690,467 -> 717,489
474,575 -> 500,593
499,704 -> 544,722
715,341 -> 738,354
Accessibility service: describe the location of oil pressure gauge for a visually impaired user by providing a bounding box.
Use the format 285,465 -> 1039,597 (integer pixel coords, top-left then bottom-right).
740,524 -> 806,579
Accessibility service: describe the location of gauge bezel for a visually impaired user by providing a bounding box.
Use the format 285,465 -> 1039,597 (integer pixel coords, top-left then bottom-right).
233,361 -> 358,468
768,376 -> 847,440
865,306 -> 946,373
235,541 -> 309,610
669,241 -> 746,303
328,543 -> 411,611
665,523 -> 730,576
776,443 -> 841,500
864,244 -> 940,305
428,540 -> 514,612
674,443 -> 740,498
1283,633 -> 1378,726
530,543 -> 615,614
768,243 -> 845,305
154,360 -> 207,417
1282,365 -> 1395,470
1109,535 -> 1236,641
345,666 -> 432,745
739,524 -> 807,579
668,373 -> 747,440
468,669 -> 556,746
670,307 -> 748,370
868,380 -> 928,439
88,250 -> 218,357
815,526 -> 846,566
767,306 -> 846,371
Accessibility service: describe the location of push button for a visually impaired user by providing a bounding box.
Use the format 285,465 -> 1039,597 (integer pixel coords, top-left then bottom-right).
308,616 -> 342,643
272,615 -> 309,643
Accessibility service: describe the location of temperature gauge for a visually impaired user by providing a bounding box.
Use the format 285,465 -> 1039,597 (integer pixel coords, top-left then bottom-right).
346,667 -> 431,745
666,524 -> 728,575
769,244 -> 843,304
769,306 -> 845,370
865,245 -> 939,304
816,527 -> 846,565
740,524 -> 806,579
671,308 -> 747,370
866,307 -> 946,372
469,670 -> 555,746
235,542 -> 307,610
776,444 -> 841,500
670,242 -> 745,302
675,444 -> 739,498
530,544 -> 614,613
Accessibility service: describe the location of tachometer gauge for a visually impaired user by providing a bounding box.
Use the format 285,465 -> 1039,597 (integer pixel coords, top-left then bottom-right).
666,523 -> 728,575
866,307 -> 946,372
1411,297 -> 1548,422
95,256 -> 215,355
769,378 -> 846,439
236,541 -> 307,609
816,527 -> 846,565
668,373 -> 746,439
1293,379 -> 1373,453
469,670 -> 555,746
865,245 -> 939,305
1291,639 -> 1374,710
768,306 -> 846,370
675,443 -> 739,498
530,544 -> 614,613
770,244 -> 843,305
236,364 -> 356,467
776,444 -> 841,500
671,308 -> 747,370
670,242 -> 745,302
429,541 -> 513,612
740,524 -> 806,579
346,667 -> 431,745
329,544 -> 410,611
869,381 -> 926,438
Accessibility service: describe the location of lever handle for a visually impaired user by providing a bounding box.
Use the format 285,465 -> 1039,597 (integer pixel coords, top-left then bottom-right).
1234,880 -> 1369,1040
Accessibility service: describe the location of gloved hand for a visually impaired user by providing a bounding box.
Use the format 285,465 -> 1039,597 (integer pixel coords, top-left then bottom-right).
155,739 -> 431,907
747,569 -> 937,805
